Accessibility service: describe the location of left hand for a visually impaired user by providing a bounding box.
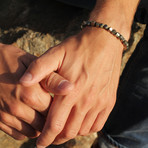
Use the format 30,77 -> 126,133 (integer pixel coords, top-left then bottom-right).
20,27 -> 124,147
0,44 -> 73,140
0,44 -> 51,139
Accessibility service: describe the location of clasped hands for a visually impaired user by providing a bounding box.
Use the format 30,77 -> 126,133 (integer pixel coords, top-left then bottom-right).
0,28 -> 123,148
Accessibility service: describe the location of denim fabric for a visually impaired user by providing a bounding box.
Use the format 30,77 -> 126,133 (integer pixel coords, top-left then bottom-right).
135,0 -> 148,24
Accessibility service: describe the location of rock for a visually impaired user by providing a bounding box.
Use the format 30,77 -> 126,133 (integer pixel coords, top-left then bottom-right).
16,30 -> 55,56
121,22 -> 146,73
0,0 -> 30,28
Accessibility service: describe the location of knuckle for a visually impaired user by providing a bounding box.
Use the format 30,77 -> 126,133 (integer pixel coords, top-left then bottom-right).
45,73 -> 56,91
0,113 -> 8,123
97,126 -> 103,132
91,128 -> 98,133
96,97 -> 106,108
0,123 -> 2,130
106,96 -> 116,111
108,102 -> 115,111
79,129 -> 89,136
64,130 -> 77,139
13,135 -> 25,140
53,141 -> 62,145
98,96 -> 106,105
21,93 -> 35,105
9,104 -> 21,117
0,122 -> 6,131
111,95 -> 116,106
111,93 -> 116,99
50,121 -> 63,133
58,101 -> 73,110
91,125 -> 103,133
82,97 -> 92,110
31,58 -> 42,68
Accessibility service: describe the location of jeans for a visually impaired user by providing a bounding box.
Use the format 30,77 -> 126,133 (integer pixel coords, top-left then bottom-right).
57,0 -> 96,10
58,0 -> 148,147
103,27 -> 148,148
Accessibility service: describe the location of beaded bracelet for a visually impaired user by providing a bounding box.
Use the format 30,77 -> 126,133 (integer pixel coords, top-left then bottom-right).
81,20 -> 129,50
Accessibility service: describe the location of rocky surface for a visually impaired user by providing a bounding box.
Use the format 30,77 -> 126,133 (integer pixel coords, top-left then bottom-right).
0,130 -> 97,148
0,0 -> 146,148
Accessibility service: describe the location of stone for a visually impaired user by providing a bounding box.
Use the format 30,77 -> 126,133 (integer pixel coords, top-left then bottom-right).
16,30 -> 55,56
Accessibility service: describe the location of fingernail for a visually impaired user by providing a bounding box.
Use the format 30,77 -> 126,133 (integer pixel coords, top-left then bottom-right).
20,73 -> 32,82
58,80 -> 73,90
36,145 -> 45,148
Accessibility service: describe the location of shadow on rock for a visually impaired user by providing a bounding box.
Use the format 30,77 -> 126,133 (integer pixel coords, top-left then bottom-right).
20,138 -> 76,148
0,0 -> 90,44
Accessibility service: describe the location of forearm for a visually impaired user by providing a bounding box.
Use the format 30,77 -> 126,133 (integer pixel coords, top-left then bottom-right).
90,0 -> 140,39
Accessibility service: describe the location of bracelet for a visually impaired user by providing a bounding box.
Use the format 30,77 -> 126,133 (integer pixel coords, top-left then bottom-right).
81,20 -> 129,50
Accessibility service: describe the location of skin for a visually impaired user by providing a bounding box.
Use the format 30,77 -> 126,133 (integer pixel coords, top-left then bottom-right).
0,43 -> 72,140
19,0 -> 140,148
0,43 -> 51,139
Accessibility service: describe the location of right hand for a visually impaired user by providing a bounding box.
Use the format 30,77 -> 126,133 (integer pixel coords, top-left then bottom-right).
0,44 -> 73,140
20,27 -> 124,147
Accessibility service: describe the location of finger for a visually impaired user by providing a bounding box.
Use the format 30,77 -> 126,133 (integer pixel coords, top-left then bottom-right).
0,111 -> 39,138
20,49 -> 73,96
6,101 -> 45,132
90,109 -> 110,133
20,85 -> 52,116
20,52 -> 37,68
41,72 -> 74,95
78,108 -> 99,136
0,121 -> 26,140
20,46 -> 65,86
36,95 -> 73,147
52,105 -> 86,145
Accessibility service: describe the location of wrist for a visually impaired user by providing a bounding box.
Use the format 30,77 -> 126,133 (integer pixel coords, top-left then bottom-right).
81,21 -> 129,50
89,0 -> 140,40
79,27 -> 124,55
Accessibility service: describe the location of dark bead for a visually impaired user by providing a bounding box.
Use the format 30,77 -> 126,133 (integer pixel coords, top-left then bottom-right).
120,36 -> 124,40
99,23 -> 103,28
91,21 -> 96,27
96,22 -> 100,27
121,39 -> 125,43
103,24 -> 109,30
123,40 -> 127,44
87,21 -> 91,26
112,29 -> 117,35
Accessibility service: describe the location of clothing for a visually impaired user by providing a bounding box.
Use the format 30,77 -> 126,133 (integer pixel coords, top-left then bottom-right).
104,27 -> 148,148
135,0 -> 148,24
58,0 -> 148,147
57,0 -> 96,10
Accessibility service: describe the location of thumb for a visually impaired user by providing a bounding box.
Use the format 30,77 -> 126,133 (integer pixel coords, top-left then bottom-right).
41,72 -> 74,95
20,47 -> 65,87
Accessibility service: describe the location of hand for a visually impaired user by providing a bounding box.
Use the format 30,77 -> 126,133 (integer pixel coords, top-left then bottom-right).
0,43 -> 51,139
20,28 -> 123,147
0,44 -> 72,140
